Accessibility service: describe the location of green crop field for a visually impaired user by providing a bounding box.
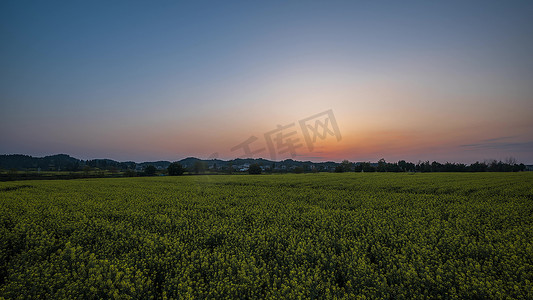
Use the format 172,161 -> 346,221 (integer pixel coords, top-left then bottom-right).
1,173 -> 532,299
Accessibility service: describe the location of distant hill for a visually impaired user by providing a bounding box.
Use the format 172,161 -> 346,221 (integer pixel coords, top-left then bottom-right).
0,154 -> 528,172
0,154 -> 337,171
0,154 -> 82,171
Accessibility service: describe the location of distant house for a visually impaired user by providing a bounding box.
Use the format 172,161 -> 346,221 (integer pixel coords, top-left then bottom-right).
236,163 -> 250,171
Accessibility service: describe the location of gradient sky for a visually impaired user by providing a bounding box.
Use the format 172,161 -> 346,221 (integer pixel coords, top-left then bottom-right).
1,1 -> 532,163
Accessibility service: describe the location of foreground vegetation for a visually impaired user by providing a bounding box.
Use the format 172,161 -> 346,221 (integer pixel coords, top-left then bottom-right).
1,173 -> 532,299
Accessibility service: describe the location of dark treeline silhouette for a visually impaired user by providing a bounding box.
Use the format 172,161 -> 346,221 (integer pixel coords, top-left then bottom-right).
85,159 -> 136,171
0,154 -> 529,181
334,159 -> 526,173
0,154 -> 136,172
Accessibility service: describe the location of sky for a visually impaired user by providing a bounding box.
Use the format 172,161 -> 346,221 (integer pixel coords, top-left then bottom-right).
1,1 -> 532,163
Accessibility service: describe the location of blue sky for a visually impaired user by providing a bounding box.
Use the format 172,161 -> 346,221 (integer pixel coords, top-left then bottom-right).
1,1 -> 532,163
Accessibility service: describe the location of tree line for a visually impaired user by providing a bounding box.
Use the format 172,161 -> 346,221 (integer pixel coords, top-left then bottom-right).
1,154 -> 528,181
161,158 -> 526,176
333,159 -> 526,173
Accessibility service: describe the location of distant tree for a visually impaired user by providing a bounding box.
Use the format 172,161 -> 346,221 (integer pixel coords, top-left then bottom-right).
167,162 -> 184,176
82,165 -> 92,176
430,161 -> 442,172
505,157 -> 517,165
65,162 -> 80,171
193,161 -> 207,174
361,162 -> 375,172
123,169 -> 137,177
335,160 -> 353,173
248,163 -> 262,175
377,158 -> 387,172
398,160 -> 415,172
341,160 -> 353,172
469,161 -> 487,172
293,166 -> 304,174
227,162 -> 233,174
144,165 -> 157,176
417,161 -> 431,172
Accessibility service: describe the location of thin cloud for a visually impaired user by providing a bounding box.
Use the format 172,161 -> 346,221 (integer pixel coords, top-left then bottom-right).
460,139 -> 533,151
481,136 -> 518,143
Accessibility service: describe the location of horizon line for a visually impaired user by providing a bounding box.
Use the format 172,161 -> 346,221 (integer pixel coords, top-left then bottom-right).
1,153 -> 531,166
